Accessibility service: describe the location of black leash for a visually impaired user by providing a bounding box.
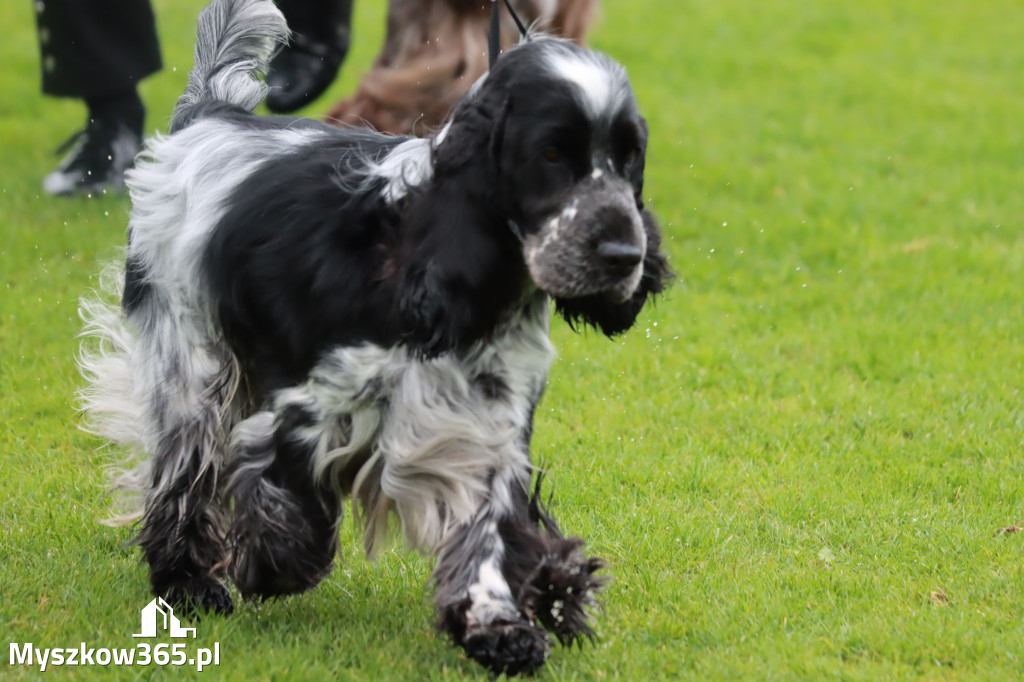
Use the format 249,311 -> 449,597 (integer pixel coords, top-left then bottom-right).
488,1 -> 530,243
489,0 -> 530,69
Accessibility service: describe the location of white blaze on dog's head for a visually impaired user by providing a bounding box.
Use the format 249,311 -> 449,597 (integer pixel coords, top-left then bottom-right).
542,46 -> 631,121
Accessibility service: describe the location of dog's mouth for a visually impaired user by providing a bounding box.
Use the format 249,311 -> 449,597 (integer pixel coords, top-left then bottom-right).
603,266 -> 644,303
523,188 -> 646,302
524,234 -> 646,302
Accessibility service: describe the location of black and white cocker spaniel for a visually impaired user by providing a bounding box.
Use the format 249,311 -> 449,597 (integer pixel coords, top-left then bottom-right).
79,0 -> 671,674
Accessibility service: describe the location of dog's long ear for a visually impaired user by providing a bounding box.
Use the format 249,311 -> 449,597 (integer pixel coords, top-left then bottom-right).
555,209 -> 673,336
396,92 -> 525,357
629,117 -> 651,211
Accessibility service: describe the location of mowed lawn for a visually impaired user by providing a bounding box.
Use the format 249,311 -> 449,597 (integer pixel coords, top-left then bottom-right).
3,0 -> 1024,679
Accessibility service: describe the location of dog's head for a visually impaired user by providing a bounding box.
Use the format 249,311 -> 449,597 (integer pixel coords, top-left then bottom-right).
400,38 -> 671,353
489,38 -> 672,331
489,40 -> 654,301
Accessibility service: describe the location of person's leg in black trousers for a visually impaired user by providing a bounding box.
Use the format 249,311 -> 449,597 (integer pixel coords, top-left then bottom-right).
34,0 -> 161,195
266,0 -> 354,113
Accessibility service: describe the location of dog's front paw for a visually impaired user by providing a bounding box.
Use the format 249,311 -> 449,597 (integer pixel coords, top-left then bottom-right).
227,473 -> 338,600
160,576 -> 234,617
463,619 -> 551,676
527,542 -> 608,646
230,531 -> 335,600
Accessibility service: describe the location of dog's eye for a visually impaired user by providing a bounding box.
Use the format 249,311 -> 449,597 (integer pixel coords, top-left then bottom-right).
541,146 -> 564,164
624,147 -> 640,168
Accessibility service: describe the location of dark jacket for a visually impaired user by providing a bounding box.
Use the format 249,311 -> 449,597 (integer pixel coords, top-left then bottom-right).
35,0 -> 162,98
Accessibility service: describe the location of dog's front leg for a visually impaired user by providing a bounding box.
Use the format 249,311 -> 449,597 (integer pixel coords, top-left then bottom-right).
432,478 -> 553,677
226,404 -> 342,600
502,477 -> 608,648
433,469 -> 608,675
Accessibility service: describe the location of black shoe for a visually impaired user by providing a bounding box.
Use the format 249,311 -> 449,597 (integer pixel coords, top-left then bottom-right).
43,118 -> 141,196
265,32 -> 348,113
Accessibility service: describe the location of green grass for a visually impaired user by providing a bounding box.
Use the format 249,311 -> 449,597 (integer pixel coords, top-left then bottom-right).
3,0 -> 1024,679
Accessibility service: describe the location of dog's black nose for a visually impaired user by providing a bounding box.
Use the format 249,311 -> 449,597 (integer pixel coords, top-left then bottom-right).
597,241 -> 643,272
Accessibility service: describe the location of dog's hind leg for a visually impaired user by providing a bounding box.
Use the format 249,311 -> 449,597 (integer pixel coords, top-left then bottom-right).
128,295 -> 237,615
139,432 -> 233,616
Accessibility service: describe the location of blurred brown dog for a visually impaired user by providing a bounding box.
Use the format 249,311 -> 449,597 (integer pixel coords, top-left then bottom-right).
324,0 -> 597,134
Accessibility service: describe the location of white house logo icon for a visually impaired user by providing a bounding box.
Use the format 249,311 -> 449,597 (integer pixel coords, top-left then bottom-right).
133,597 -> 197,638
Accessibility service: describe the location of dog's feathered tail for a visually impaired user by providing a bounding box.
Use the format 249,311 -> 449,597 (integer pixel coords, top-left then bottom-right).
171,0 -> 289,131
